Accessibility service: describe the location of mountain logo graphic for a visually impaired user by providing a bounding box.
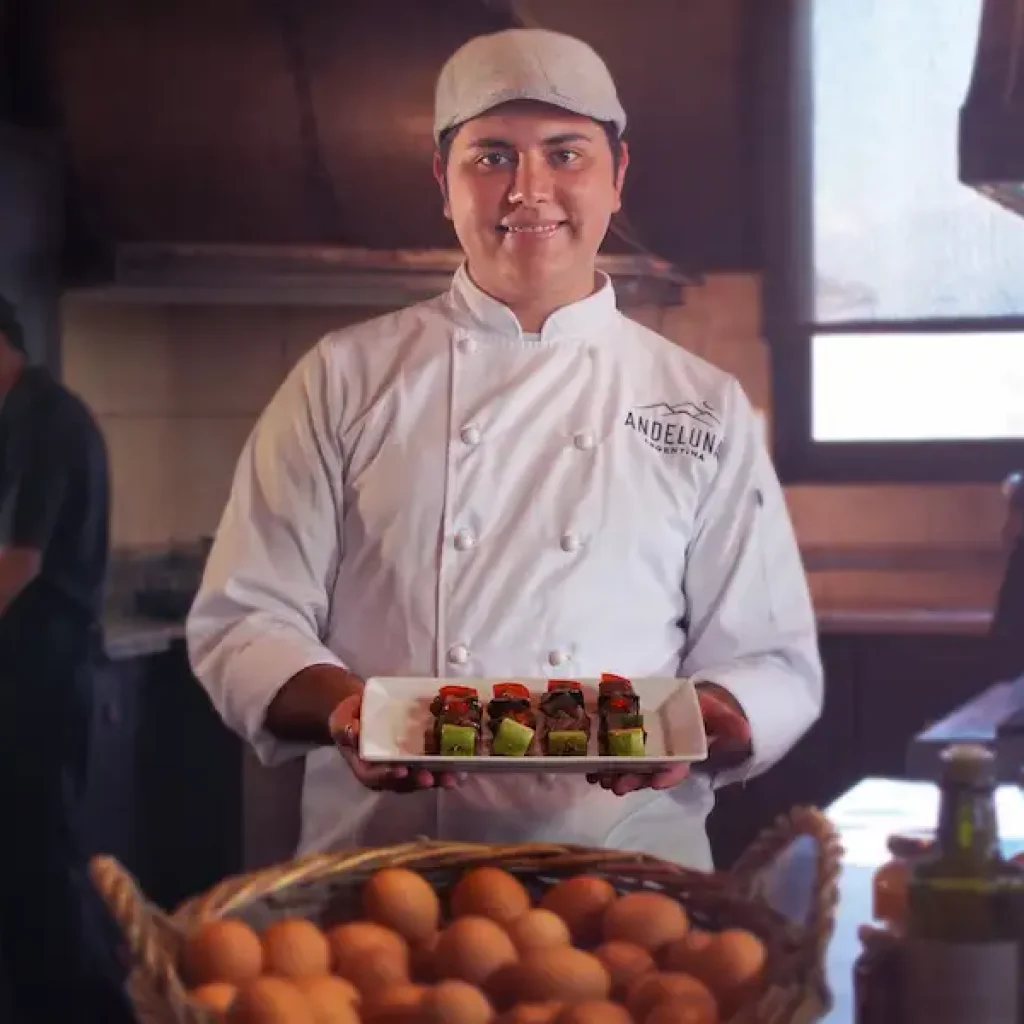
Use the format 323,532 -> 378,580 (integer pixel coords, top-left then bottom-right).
634,401 -> 722,427
623,398 -> 722,461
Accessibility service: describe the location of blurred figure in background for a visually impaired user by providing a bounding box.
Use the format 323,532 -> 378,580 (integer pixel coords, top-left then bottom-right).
0,294 -> 133,1021
991,471 -> 1024,684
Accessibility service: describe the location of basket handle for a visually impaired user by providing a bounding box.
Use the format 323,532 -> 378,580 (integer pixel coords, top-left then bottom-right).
89,855 -> 193,1011
728,806 -> 842,1001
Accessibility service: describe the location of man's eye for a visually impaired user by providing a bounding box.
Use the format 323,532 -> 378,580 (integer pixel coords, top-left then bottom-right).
551,149 -> 582,166
477,152 -> 513,168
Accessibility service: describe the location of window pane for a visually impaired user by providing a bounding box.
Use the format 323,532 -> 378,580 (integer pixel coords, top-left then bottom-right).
812,0 -> 1024,322
812,332 -> 1024,441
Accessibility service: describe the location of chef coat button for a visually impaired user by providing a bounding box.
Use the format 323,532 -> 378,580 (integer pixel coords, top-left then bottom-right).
460,424 -> 481,446
459,335 -> 478,354
448,644 -> 469,665
548,650 -> 569,667
573,431 -> 595,451
560,532 -> 581,553
454,528 -> 477,551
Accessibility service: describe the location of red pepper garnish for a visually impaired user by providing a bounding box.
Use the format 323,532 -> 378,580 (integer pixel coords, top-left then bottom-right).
601,673 -> 632,685
439,685 -> 477,700
494,682 -> 530,699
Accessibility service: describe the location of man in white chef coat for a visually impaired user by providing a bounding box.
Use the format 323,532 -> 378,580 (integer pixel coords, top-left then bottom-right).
187,28 -> 823,869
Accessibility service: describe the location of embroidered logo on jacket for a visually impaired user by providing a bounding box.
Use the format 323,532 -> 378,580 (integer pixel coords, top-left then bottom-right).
624,401 -> 722,461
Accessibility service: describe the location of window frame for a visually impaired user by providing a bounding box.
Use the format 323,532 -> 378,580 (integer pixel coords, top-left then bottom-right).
760,0 -> 1024,484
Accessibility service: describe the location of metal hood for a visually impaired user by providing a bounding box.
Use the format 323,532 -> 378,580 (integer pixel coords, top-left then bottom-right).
960,0 -> 1024,217
24,0 -> 696,307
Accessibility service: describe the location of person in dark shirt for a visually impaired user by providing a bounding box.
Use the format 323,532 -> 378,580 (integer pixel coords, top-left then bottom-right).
990,471 -> 1024,684
0,294 -> 134,1022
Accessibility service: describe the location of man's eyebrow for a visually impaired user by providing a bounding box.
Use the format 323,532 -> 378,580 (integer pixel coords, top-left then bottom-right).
466,132 -> 594,150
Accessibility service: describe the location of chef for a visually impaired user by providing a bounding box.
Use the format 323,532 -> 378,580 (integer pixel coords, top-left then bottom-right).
187,27 -> 823,869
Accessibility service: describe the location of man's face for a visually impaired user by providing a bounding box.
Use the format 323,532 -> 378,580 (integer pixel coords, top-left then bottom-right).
434,102 -> 628,308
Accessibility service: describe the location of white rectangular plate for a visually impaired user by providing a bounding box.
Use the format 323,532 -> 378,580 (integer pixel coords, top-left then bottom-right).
360,677 -> 708,774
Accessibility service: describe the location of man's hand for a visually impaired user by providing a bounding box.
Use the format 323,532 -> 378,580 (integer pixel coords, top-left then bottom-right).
587,684 -> 752,797
331,694 -> 466,793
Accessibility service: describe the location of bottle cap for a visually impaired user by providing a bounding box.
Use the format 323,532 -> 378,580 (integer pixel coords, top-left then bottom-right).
940,743 -> 996,786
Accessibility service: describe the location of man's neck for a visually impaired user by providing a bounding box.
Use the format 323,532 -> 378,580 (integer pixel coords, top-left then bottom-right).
470,267 -> 600,334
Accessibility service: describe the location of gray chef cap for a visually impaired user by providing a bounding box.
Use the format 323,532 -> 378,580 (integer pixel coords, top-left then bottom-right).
434,28 -> 627,144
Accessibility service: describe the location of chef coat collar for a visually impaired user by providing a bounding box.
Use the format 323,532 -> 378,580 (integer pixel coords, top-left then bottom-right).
447,262 -> 618,343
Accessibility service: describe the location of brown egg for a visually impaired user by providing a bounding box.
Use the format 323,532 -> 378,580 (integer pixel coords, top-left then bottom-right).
411,931 -> 442,983
364,868 -> 443,943
666,929 -> 766,1014
361,984 -> 427,1023
504,948 -> 610,1006
602,893 -> 689,952
293,976 -> 361,1023
339,946 -> 410,994
659,929 -> 715,971
644,995 -> 720,1024
625,972 -> 718,1023
593,941 -> 657,999
506,910 -> 571,954
555,1002 -> 632,1024
450,868 -> 532,928
326,922 -> 410,980
493,1005 -> 564,1024
420,979 -> 495,1024
434,917 -> 519,987
539,877 -> 617,947
227,977 -> 315,1023
182,919 -> 265,987
191,982 -> 238,1016
261,919 -> 331,979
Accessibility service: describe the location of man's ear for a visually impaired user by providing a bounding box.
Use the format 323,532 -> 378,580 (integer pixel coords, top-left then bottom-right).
432,151 -> 452,221
611,141 -> 630,214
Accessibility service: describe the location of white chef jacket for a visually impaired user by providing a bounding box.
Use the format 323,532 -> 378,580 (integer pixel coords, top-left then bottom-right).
187,264 -> 823,871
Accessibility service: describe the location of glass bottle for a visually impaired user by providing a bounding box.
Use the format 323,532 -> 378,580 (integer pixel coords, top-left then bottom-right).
903,743 -> 1024,1024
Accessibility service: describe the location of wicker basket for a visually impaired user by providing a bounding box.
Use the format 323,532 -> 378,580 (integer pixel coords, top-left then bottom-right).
90,806 -> 842,1024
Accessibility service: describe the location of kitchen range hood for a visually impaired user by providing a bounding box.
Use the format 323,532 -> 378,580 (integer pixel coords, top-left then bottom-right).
24,0 -> 717,310
960,0 -> 1024,217
65,242 -> 689,308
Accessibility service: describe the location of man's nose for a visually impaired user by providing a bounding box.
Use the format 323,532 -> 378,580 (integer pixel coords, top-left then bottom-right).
509,151 -> 554,205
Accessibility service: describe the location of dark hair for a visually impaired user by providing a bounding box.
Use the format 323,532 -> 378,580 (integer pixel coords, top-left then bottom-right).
0,294 -> 25,354
437,119 -> 625,187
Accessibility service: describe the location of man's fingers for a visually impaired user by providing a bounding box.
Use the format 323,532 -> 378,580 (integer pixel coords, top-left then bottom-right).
699,692 -> 752,744
611,774 -> 646,796
651,764 -> 690,790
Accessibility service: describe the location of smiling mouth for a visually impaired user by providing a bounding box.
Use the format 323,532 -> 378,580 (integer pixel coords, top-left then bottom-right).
498,221 -> 567,237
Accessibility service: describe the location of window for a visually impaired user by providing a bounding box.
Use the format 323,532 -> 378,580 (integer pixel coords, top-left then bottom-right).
765,0 -> 1024,479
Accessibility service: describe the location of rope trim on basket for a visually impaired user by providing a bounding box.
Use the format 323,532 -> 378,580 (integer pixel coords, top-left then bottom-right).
732,806 -> 844,1016
89,857 -> 192,1012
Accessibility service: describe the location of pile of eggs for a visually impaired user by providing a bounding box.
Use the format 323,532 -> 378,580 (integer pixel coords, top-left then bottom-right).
180,865 -> 767,1023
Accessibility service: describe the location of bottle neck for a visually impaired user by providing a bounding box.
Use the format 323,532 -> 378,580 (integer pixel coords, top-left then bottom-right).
935,781 -> 1001,863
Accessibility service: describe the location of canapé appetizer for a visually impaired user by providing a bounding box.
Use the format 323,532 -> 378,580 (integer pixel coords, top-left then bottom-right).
487,682 -> 538,756
427,685 -> 482,755
539,680 -> 591,756
598,674 -> 646,756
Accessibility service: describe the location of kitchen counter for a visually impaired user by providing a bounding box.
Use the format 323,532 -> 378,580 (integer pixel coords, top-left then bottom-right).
102,605 -> 992,661
815,606 -> 991,636
104,614 -> 185,659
